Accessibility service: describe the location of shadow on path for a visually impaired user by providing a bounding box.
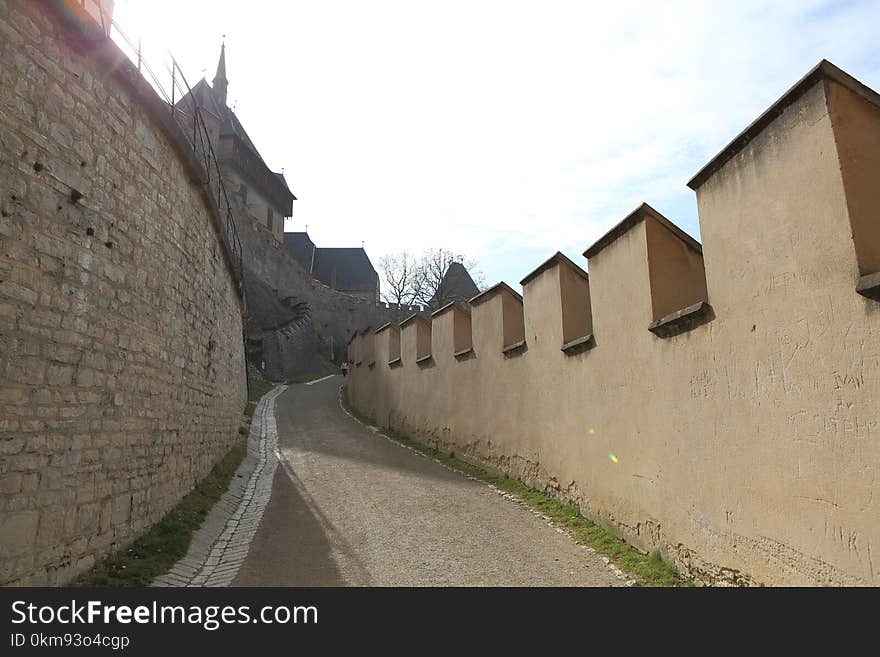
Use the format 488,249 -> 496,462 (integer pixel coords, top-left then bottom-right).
233,457 -> 348,586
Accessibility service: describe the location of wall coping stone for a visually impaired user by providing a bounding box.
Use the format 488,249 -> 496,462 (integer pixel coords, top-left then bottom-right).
583,203 -> 702,260
501,340 -> 528,357
688,59 -> 880,190
470,282 -> 523,306
647,301 -> 713,338
561,334 -> 596,355
431,300 -> 471,318
856,272 -> 880,300
521,251 -> 589,286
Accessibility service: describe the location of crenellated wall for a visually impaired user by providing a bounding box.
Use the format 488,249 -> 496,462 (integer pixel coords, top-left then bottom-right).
348,61 -> 880,586
0,1 -> 246,584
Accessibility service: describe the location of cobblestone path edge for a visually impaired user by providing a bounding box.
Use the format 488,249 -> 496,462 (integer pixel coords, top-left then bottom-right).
152,385 -> 287,587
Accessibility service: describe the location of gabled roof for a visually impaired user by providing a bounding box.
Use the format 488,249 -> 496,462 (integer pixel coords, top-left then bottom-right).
282,232 -> 316,272
311,248 -> 378,293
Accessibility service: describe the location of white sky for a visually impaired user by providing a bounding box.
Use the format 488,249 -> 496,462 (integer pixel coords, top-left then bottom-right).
112,0 -> 880,289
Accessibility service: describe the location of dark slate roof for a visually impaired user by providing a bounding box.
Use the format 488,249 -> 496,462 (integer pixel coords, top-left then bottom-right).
430,261 -> 479,305
221,111 -> 265,166
282,232 -> 316,272
311,248 -> 378,293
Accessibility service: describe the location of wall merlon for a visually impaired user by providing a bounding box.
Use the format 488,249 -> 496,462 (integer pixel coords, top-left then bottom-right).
644,213 -> 709,324
467,282 -> 526,355
522,251 -> 593,351
400,313 -> 432,364
348,60 -> 880,586
520,251 -> 588,286
825,78 -> 880,280
583,202 -> 702,260
469,281 -> 522,306
687,59 -> 880,191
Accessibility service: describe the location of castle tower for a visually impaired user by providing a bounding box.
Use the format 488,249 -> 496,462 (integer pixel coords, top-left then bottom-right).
212,41 -> 228,107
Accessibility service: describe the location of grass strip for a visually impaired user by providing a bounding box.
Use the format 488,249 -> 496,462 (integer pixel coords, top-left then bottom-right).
72,439 -> 247,587
340,385 -> 692,587
245,372 -> 275,419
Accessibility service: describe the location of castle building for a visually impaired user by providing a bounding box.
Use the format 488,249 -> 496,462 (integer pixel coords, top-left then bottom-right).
175,44 -> 295,244
283,232 -> 380,302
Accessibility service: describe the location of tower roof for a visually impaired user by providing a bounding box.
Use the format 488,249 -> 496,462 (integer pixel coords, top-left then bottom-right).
213,42 -> 227,89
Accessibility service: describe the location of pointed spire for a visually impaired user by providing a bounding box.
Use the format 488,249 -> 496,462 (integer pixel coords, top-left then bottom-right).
213,37 -> 228,107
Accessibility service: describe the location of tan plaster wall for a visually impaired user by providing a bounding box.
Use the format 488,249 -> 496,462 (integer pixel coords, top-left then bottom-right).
501,293 -> 525,347
349,78 -> 880,586
645,217 -> 708,320
416,320 -> 431,359
451,306 -> 472,353
559,264 -> 592,343
826,81 -> 880,275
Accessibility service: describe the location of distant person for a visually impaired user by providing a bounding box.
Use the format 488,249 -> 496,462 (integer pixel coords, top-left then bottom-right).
341,361 -> 349,377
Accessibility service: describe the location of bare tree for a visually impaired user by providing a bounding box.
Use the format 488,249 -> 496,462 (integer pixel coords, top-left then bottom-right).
414,248 -> 485,309
378,251 -> 420,307
380,248 -> 486,309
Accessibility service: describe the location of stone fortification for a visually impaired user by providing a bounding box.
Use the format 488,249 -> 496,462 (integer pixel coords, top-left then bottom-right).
0,0 -> 247,584
349,61 -> 880,586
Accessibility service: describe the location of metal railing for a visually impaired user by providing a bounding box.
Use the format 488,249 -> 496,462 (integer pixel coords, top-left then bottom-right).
83,1 -> 244,287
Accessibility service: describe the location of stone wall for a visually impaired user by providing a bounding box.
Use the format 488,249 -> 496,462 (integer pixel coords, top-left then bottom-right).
0,0 -> 247,585
348,62 -> 880,586
233,197 -> 410,364
242,267 -> 321,380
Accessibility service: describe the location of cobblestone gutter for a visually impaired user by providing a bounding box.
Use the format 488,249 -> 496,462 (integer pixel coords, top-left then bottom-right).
153,386 -> 287,587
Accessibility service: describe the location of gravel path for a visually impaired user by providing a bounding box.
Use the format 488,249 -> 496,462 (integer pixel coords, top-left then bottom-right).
233,375 -> 625,586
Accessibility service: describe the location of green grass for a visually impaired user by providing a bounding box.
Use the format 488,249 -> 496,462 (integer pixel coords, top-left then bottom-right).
245,370 -> 275,419
72,439 -> 248,587
340,386 -> 692,587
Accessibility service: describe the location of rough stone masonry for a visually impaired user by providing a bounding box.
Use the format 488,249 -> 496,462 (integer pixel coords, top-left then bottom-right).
0,0 -> 247,585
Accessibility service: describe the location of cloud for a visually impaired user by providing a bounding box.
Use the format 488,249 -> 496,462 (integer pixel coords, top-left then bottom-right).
112,0 -> 880,288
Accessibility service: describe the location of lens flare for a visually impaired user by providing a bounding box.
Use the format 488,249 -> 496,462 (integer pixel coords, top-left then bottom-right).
588,426 -> 595,435
608,452 -> 619,464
